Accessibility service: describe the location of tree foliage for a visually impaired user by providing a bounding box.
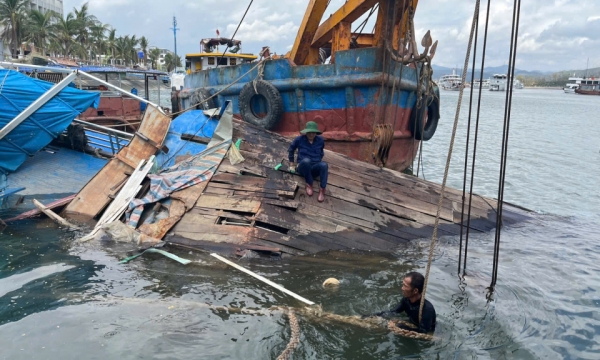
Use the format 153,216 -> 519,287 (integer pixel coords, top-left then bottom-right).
1,1 -> 173,69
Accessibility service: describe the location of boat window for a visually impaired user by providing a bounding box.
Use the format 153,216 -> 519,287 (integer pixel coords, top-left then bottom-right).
218,57 -> 228,66
230,58 -> 237,66
208,57 -> 215,65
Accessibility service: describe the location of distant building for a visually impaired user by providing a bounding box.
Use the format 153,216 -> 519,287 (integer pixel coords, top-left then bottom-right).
0,1 -> 63,59
148,46 -> 174,69
29,0 -> 64,14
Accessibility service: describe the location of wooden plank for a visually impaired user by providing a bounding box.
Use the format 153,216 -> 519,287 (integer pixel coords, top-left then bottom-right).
4,194 -> 75,222
33,199 -> 81,229
171,181 -> 210,209
63,105 -> 170,220
195,195 -> 261,213
208,181 -> 294,198
211,173 -> 298,193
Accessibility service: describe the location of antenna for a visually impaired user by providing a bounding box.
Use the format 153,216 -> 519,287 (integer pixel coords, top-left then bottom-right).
170,16 -> 180,68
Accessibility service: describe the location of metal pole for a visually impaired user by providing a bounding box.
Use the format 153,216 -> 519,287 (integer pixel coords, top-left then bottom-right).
157,76 -> 161,106
0,62 -> 162,109
171,17 -> 180,69
0,71 -> 78,140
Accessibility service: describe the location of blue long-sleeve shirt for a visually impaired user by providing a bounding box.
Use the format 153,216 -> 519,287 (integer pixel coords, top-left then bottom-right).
288,135 -> 325,163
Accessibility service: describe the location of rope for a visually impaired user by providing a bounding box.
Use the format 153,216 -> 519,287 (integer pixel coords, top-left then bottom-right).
418,0 -> 481,324
216,0 -> 254,68
276,310 -> 301,360
491,0 -> 522,289
462,0 -> 492,276
387,320 -> 434,341
170,59 -> 265,117
458,2 -> 480,275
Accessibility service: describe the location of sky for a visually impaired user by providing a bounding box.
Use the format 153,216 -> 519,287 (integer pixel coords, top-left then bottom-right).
63,0 -> 600,72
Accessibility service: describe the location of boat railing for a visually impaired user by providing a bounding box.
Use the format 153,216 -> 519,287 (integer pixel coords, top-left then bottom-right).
72,118 -> 133,155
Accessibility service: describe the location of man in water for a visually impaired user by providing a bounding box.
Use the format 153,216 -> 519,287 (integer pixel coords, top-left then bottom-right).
288,121 -> 328,202
372,272 -> 436,333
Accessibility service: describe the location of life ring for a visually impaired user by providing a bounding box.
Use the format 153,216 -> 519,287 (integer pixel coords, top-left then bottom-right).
238,80 -> 283,130
409,91 -> 440,141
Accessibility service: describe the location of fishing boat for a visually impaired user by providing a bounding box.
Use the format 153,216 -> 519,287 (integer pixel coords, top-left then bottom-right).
0,68 -> 101,209
439,69 -> 463,91
173,0 -> 441,172
574,78 -> 600,95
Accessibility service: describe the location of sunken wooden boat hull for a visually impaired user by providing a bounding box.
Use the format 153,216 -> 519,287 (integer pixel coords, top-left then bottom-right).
164,120 -> 529,256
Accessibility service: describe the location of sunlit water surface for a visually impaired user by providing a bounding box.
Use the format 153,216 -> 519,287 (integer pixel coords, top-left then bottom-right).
1,89 -> 599,359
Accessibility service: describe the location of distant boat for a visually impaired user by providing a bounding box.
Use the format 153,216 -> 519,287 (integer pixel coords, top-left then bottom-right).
473,78 -> 489,89
575,78 -> 600,95
439,69 -> 462,91
489,74 -> 507,91
563,77 -> 589,93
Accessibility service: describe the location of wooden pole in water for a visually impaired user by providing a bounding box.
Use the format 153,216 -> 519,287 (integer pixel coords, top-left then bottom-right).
210,253 -> 315,306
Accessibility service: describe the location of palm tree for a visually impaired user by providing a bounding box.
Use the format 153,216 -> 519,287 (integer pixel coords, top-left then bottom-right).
0,0 -> 29,58
52,12 -> 79,57
73,2 -> 98,61
148,48 -> 160,69
24,9 -> 57,55
139,36 -> 148,66
106,27 -> 116,65
89,23 -> 109,64
163,53 -> 182,72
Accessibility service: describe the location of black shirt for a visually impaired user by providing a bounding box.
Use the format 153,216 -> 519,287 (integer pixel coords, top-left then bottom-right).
376,297 -> 436,333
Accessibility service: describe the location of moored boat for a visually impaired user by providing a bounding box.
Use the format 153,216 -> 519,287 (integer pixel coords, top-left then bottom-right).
173,0 -> 441,172
439,69 -> 463,91
574,78 -> 600,95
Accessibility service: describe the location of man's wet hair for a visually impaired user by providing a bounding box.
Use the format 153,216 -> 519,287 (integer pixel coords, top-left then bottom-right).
406,272 -> 425,294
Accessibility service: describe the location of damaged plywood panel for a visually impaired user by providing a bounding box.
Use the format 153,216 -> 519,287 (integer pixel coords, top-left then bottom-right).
63,106 -> 170,221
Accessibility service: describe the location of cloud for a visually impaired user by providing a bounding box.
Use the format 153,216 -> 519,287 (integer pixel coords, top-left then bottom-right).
62,0 -> 600,71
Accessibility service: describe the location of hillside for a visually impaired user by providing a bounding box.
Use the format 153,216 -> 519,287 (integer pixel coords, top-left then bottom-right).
431,63 -> 600,87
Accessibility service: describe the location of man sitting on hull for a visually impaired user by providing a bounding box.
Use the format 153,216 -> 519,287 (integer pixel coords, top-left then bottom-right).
288,121 -> 328,202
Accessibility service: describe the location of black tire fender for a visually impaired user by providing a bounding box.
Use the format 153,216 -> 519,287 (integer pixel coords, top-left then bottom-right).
238,80 -> 283,130
192,87 -> 216,110
409,91 -> 440,141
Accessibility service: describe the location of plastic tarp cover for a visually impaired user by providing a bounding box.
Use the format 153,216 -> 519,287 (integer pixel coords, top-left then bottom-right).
0,69 -> 100,175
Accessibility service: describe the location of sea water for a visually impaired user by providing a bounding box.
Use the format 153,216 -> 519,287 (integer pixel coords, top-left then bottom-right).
0,89 -> 598,359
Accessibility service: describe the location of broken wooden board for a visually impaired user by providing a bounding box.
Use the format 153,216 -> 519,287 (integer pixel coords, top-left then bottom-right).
63,105 -> 170,221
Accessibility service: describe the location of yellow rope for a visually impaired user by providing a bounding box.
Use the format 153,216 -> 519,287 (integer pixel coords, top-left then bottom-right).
277,310 -> 301,360
418,0 -> 481,324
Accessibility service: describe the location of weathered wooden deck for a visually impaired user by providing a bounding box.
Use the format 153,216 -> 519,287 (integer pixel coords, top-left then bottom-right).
165,120 -> 530,256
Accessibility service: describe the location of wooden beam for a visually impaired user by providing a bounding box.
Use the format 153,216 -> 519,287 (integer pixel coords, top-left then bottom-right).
311,0 -> 379,49
331,21 -> 352,64
290,0 -> 329,65
395,0 -> 419,48
372,1 -> 386,46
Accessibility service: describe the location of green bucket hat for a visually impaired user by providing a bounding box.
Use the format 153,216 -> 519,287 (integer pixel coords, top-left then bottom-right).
300,121 -> 322,134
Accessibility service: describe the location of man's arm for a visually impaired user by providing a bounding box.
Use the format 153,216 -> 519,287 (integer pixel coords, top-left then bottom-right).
288,137 -> 299,164
372,300 -> 406,317
416,307 -> 436,333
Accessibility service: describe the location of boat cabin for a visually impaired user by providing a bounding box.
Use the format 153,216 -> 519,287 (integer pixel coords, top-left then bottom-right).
185,38 -> 257,73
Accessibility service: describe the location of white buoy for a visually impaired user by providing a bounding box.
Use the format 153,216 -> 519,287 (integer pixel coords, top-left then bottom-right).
322,278 -> 340,287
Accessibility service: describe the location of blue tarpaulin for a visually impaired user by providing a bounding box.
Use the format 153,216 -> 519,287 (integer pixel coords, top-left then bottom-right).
0,69 -> 100,175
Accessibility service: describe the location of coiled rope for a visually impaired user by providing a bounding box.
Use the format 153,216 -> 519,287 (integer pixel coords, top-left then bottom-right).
418,0 -> 481,324
277,310 -> 301,360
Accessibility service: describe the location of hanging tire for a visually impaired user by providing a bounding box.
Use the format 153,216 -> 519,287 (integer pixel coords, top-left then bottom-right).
238,80 -> 283,130
192,87 -> 216,110
409,92 -> 440,141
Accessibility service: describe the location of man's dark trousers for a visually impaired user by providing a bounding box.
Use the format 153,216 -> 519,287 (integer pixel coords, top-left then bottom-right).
297,158 -> 328,189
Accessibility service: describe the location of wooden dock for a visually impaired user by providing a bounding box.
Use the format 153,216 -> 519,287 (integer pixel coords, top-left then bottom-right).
164,120 -> 530,256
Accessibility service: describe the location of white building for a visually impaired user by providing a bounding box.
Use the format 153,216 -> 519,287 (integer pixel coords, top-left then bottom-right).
148,47 -> 174,69
29,0 -> 64,14
0,1 -> 63,59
